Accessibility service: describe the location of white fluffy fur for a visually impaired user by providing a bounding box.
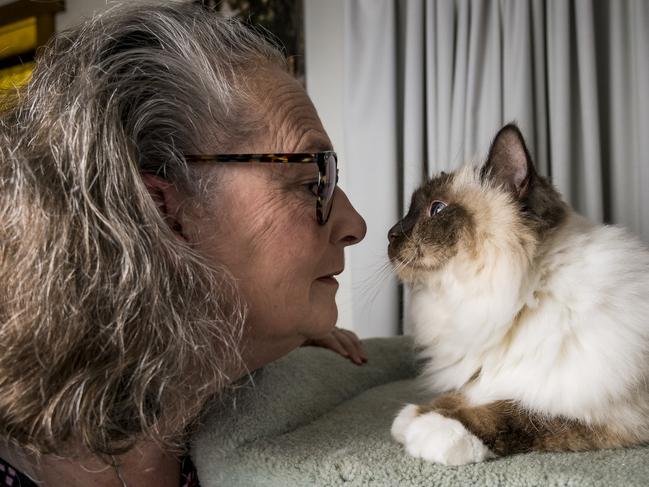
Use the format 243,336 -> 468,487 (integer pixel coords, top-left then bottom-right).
409,167 -> 649,439
392,405 -> 493,465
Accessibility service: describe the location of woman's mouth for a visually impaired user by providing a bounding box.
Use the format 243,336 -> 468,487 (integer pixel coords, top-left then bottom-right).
316,275 -> 338,285
316,268 -> 343,285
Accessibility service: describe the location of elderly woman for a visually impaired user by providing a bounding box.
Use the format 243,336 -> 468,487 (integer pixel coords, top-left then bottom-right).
0,3 -> 366,486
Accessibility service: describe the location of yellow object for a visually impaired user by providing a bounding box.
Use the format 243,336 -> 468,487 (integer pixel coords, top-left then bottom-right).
0,62 -> 34,92
0,17 -> 38,60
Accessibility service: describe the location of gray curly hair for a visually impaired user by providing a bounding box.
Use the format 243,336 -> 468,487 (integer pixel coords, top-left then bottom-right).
0,1 -> 285,456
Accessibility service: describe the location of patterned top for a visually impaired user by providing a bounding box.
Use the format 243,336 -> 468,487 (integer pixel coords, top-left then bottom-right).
0,454 -> 201,486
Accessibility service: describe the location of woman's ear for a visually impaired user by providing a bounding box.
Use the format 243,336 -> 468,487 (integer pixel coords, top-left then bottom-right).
140,173 -> 188,241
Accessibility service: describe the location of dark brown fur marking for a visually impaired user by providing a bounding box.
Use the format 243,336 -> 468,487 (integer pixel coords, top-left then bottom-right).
481,124 -> 568,239
417,394 -> 633,457
387,172 -> 476,271
521,175 -> 568,239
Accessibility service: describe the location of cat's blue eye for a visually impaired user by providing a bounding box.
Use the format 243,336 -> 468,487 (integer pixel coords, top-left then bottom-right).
430,200 -> 447,216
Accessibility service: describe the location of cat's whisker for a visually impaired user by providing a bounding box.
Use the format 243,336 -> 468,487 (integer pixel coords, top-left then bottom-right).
352,262 -> 389,291
392,252 -> 418,276
352,260 -> 393,289
354,261 -> 399,305
400,220 -> 417,246
361,264 -> 395,297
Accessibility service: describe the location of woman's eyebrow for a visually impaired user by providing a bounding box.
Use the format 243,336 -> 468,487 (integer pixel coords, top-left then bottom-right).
268,163 -> 317,182
312,142 -> 334,151
294,135 -> 333,153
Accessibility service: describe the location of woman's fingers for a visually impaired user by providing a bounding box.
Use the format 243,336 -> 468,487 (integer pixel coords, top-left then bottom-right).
331,329 -> 358,363
301,328 -> 367,365
315,333 -> 349,358
337,328 -> 367,363
341,329 -> 367,362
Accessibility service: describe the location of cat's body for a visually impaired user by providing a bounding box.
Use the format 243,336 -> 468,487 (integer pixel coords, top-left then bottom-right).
389,125 -> 649,465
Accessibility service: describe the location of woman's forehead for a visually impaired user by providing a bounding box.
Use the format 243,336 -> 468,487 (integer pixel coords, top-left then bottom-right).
251,70 -> 332,154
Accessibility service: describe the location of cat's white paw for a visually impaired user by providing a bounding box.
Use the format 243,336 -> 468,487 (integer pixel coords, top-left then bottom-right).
391,404 -> 420,444
402,411 -> 493,465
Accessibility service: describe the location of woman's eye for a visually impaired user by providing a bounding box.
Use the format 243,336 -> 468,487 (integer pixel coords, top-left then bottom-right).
430,200 -> 447,216
303,181 -> 319,197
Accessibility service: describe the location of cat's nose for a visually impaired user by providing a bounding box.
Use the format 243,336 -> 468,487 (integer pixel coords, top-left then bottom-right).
388,225 -> 400,243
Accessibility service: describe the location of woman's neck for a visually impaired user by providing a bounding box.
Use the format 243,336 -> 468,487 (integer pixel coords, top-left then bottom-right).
0,440 -> 180,487
241,333 -> 306,373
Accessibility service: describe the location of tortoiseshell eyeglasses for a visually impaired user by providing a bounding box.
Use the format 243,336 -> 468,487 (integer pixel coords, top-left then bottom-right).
184,151 -> 338,225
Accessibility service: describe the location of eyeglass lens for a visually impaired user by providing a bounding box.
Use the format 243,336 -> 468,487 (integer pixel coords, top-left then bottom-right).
321,153 -> 337,223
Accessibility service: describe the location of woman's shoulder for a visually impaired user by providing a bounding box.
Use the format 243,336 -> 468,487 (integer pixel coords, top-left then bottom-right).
0,455 -> 202,487
0,455 -> 38,486
180,454 -> 202,487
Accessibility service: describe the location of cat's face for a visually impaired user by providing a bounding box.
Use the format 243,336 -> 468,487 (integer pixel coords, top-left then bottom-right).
387,171 -> 477,281
388,124 -> 567,284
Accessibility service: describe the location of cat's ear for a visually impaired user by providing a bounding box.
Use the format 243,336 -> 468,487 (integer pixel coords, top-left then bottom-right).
481,124 -> 536,199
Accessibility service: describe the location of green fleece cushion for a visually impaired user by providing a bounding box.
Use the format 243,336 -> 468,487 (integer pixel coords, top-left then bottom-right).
191,337 -> 649,486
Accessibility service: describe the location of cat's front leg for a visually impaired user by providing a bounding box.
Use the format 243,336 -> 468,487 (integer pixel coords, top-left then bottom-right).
391,402 -> 493,465
393,393 -> 634,465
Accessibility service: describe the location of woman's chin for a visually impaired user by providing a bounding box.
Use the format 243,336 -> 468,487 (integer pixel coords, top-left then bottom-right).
304,308 -> 338,339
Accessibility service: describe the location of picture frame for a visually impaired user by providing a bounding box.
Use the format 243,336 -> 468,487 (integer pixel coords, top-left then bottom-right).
0,0 -> 65,91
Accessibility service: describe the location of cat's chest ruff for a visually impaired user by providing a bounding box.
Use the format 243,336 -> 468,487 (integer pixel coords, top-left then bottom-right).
408,282 -> 524,392
408,274 -> 524,353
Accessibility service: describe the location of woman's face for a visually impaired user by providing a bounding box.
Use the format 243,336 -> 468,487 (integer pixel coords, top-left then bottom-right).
184,70 -> 366,370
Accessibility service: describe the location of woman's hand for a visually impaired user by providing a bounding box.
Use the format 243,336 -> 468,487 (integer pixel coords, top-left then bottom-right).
302,327 -> 368,365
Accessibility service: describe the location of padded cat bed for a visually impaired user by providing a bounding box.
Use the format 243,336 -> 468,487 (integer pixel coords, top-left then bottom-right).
192,337 -> 649,486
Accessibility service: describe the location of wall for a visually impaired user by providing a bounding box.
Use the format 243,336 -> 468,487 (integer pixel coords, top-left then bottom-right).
0,0 -> 165,31
303,0 -> 354,335
57,0 -> 121,31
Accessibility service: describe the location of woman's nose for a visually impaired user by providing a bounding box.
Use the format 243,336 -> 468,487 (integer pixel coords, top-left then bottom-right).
330,187 -> 366,246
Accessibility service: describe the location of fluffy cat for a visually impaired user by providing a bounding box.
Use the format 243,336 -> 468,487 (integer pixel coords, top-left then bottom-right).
388,124 -> 649,465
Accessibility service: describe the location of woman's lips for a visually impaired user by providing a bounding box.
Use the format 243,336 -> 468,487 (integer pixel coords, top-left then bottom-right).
316,266 -> 343,285
316,276 -> 339,285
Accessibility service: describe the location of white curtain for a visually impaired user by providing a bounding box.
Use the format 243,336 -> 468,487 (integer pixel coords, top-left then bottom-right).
344,0 -> 649,334
343,2 -> 402,337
